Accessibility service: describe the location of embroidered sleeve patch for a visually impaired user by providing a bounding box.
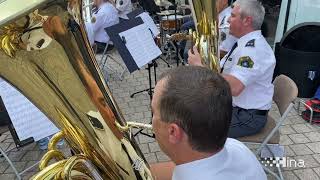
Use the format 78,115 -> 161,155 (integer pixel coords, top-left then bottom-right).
237,56 -> 254,68
245,39 -> 255,47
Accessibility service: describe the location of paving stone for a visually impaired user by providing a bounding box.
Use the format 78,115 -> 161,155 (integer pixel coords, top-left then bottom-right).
291,124 -> 313,133
0,134 -> 8,143
294,155 -> 319,168
279,125 -> 296,135
148,142 -> 161,153
306,123 -> 320,132
138,135 -> 156,144
289,144 -> 313,156
289,116 -> 305,124
21,151 -> 44,161
7,151 -> 28,161
138,143 -> 150,154
4,161 -> 27,173
313,154 -> 320,164
18,143 -> 37,151
280,135 -> 294,145
143,153 -> 157,164
284,146 -> 295,157
306,142 -> 320,154
24,161 -> 40,173
156,151 -> 170,162
314,167 -> 320,177
0,174 -> 15,180
288,134 -> 311,144
3,138 -> 14,143
0,142 -> 11,152
282,171 -> 299,180
266,174 -> 277,180
294,169 -> 319,180
304,132 -> 320,142
22,171 -> 36,180
0,162 -> 9,173
282,118 -> 294,125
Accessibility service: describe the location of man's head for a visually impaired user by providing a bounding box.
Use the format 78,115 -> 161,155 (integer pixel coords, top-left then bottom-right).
152,66 -> 232,162
228,0 -> 265,38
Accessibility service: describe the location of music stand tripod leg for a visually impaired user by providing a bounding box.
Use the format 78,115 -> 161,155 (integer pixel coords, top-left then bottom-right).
130,61 -> 156,100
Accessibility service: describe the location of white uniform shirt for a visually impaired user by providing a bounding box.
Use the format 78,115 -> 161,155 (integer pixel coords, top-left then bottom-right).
87,2 -> 119,43
172,138 -> 267,180
219,7 -> 237,52
116,0 -> 133,19
220,30 -> 276,110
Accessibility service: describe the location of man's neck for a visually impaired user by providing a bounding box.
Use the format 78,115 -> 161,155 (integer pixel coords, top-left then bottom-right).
237,29 -> 255,39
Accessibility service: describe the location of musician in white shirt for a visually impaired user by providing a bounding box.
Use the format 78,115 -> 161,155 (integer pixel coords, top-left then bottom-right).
85,0 -> 119,53
151,66 -> 267,180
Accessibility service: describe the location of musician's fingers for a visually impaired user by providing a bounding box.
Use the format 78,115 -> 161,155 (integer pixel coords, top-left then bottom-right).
192,46 -> 199,55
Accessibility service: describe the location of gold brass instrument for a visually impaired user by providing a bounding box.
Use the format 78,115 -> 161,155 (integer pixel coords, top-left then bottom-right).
0,0 -> 153,179
171,0 -> 220,72
189,0 -> 220,72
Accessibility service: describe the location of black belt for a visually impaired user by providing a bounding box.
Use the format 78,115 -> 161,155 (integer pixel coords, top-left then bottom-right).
234,107 -> 268,116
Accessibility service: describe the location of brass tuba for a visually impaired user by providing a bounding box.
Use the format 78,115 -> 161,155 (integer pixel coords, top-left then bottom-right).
0,0 -> 153,179
189,0 -> 220,72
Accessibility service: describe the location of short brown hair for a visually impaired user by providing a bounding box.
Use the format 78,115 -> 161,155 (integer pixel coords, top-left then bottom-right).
158,66 -> 232,152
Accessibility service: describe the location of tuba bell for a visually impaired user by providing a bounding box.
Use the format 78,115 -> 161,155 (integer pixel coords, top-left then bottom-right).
0,0 -> 153,179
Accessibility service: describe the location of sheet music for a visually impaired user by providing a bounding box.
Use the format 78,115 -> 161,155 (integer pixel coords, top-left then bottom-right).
119,24 -> 162,68
137,12 -> 160,36
0,79 -> 59,141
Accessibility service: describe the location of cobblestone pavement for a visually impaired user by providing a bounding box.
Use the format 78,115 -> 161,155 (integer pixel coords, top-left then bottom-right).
0,51 -> 319,180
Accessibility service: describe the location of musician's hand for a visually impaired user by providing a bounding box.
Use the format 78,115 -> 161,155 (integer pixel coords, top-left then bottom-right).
188,46 -> 204,67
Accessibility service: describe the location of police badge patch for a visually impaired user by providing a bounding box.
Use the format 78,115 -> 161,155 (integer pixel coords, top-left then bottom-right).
237,56 -> 254,68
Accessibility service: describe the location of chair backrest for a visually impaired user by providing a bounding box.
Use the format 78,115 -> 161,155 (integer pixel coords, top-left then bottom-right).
273,75 -> 298,116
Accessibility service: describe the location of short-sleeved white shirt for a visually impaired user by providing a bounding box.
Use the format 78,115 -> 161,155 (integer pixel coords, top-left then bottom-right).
116,0 -> 133,19
220,30 -> 276,110
86,2 -> 119,44
172,138 -> 267,180
219,7 -> 237,52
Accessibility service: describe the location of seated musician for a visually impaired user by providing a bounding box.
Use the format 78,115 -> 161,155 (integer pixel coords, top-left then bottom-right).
151,66 -> 267,180
85,0 -> 119,54
188,0 -> 275,138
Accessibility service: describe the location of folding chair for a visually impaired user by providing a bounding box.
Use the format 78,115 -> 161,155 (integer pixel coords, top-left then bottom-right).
99,42 -> 126,81
238,74 -> 298,180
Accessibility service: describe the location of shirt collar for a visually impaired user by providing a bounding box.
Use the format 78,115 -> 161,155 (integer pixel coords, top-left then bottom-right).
237,30 -> 262,47
172,144 -> 228,180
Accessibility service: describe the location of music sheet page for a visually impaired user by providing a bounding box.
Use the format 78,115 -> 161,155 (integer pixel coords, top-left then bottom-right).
137,12 -> 160,36
119,24 -> 162,68
0,79 -> 59,141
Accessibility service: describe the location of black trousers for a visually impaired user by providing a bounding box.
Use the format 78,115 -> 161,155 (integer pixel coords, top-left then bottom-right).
228,107 -> 268,138
94,41 -> 114,54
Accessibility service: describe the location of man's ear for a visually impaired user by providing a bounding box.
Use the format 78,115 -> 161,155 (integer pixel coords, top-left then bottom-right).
243,16 -> 253,27
167,123 -> 184,144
